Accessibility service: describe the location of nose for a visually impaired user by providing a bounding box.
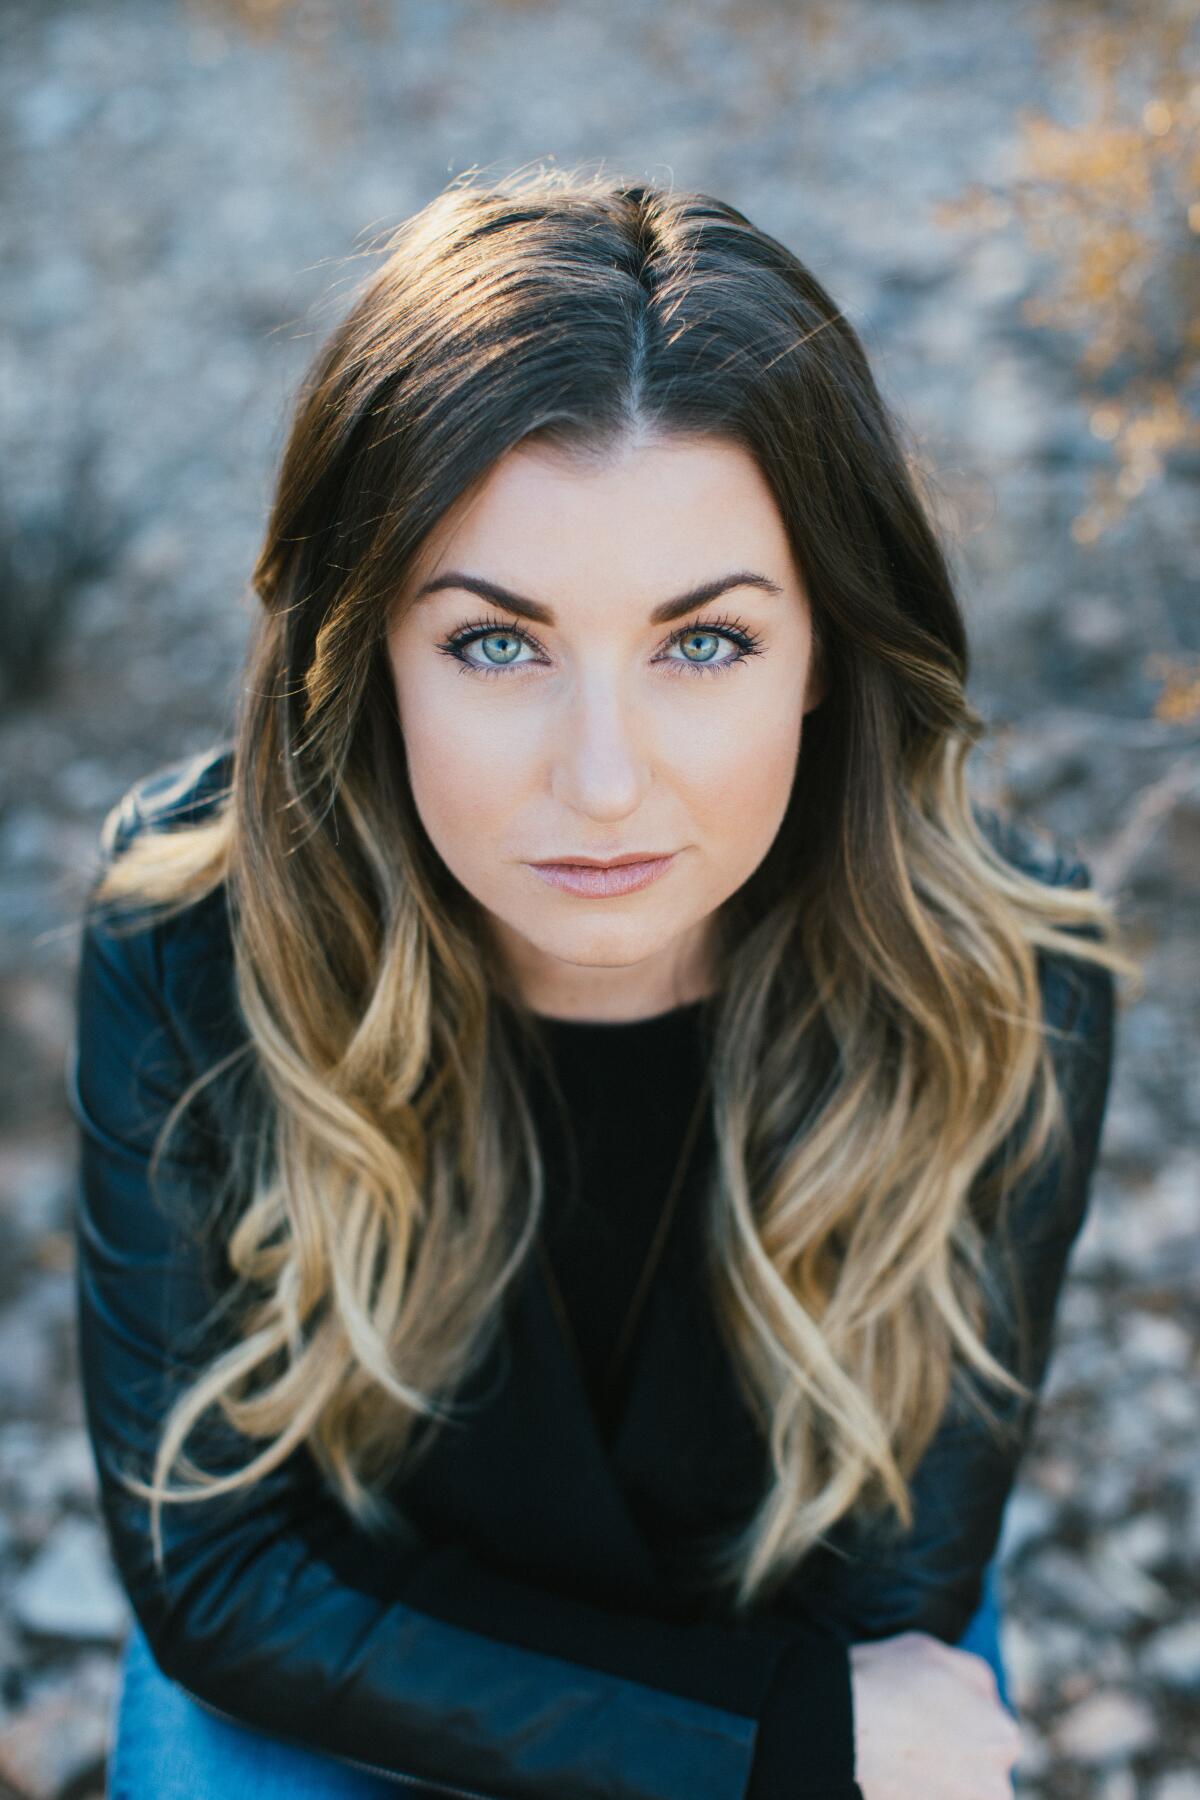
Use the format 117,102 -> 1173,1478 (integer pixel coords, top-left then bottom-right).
548,675 -> 652,821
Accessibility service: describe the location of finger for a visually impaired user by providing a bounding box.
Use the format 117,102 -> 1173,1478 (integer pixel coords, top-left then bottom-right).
952,1646 -> 1001,1699
996,1714 -> 1024,1768
979,1713 -> 1024,1773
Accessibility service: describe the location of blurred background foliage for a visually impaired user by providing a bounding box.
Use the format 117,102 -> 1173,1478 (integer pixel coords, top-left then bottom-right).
936,0 -> 1199,719
0,2 -> 1197,1796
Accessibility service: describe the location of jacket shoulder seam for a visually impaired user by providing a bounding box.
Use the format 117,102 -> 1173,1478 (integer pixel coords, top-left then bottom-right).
100,740 -> 235,861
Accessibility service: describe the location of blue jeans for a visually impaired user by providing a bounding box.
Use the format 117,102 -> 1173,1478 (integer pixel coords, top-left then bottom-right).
106,1561 -> 1012,1796
957,1556 -> 1013,1711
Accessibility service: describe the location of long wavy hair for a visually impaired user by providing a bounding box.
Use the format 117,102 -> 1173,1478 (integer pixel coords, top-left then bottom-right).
88,164 -> 1139,1616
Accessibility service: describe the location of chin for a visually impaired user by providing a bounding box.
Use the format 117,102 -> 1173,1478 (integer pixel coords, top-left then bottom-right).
536,924 -> 674,968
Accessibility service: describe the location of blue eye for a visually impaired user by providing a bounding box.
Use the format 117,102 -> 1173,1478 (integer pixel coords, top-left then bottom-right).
661,626 -> 745,675
450,625 -> 531,674
437,612 -> 765,680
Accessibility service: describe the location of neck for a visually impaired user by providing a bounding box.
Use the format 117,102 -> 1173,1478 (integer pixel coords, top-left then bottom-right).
488,918 -> 720,1025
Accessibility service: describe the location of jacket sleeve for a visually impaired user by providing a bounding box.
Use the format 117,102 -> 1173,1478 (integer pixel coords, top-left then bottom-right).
792,856 -> 1117,1648
69,885 -> 861,1800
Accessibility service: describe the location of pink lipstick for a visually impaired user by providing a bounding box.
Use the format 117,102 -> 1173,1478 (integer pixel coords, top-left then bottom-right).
527,854 -> 677,898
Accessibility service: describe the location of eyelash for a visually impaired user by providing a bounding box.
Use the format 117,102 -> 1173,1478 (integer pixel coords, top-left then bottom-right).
435,611 -> 766,681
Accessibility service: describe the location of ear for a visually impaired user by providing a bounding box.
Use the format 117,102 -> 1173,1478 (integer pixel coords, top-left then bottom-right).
803,633 -> 827,714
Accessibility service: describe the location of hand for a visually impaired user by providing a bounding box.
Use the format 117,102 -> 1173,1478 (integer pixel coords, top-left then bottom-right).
850,1629 -> 1022,1799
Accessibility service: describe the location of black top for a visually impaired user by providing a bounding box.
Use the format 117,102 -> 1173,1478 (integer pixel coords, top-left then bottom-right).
523,997 -> 713,1440
521,997 -> 828,1800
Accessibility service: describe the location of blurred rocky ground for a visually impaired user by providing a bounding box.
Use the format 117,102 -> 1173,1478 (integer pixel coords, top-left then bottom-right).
0,0 -> 1196,1795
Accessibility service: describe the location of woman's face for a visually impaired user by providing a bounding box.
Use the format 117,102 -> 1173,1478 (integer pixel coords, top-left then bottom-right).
385,433 -> 824,1022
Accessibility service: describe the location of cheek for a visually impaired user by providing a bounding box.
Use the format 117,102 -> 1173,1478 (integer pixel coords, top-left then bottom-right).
679,692 -> 803,844
398,685 -> 524,855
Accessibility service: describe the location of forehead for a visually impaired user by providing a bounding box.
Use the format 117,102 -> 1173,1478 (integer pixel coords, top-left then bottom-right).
400,433 -> 799,612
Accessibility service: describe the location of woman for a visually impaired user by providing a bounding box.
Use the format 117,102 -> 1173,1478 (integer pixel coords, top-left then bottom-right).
70,169 -> 1134,1800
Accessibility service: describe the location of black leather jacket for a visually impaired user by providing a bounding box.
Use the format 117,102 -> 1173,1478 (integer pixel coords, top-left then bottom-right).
68,745 -> 1115,1800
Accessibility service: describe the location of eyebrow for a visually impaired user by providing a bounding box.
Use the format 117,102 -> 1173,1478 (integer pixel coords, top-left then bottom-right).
412,569 -> 785,627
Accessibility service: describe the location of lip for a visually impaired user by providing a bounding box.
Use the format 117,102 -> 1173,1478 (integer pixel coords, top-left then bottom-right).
527,854 -> 677,898
533,852 -> 668,868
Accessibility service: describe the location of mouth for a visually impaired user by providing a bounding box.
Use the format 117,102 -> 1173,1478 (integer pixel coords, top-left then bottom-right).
531,852 -> 672,869
526,853 -> 677,898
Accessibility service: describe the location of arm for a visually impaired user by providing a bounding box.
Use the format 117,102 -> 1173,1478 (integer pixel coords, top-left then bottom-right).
70,868 -> 860,1800
789,858 -> 1116,1647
